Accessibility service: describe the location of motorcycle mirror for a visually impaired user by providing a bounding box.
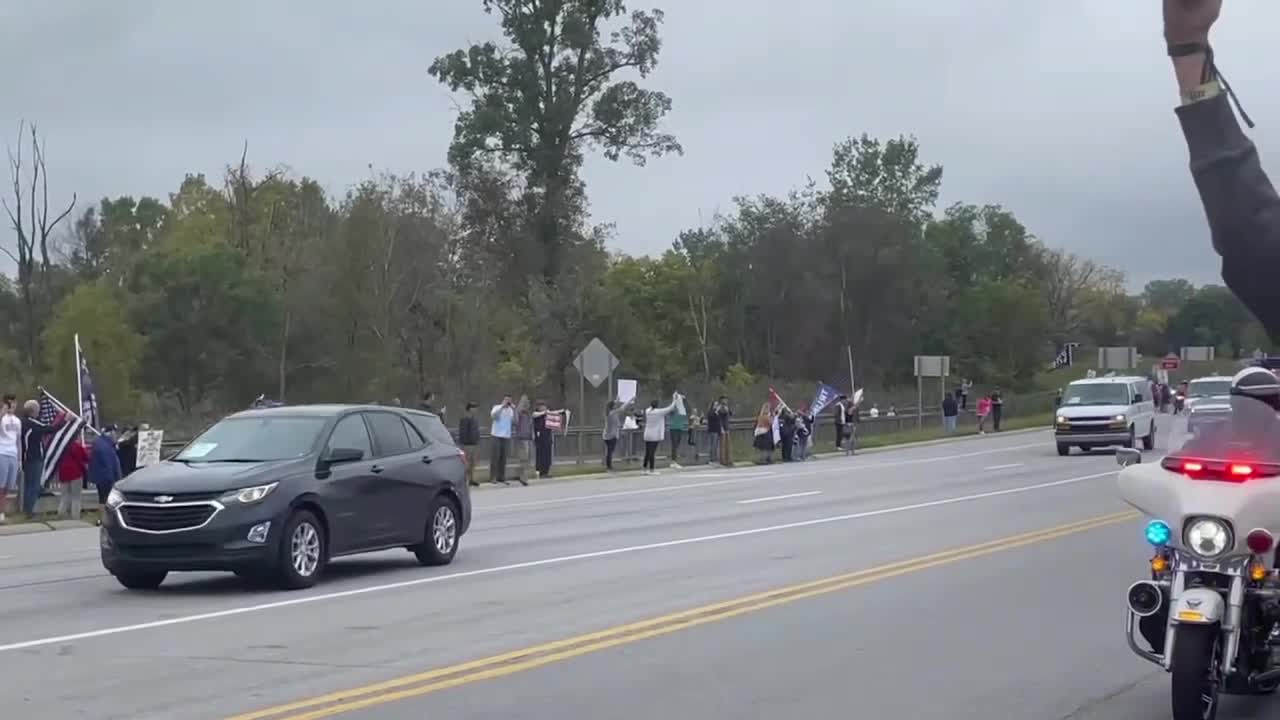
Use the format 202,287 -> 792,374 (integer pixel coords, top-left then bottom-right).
1116,448 -> 1142,467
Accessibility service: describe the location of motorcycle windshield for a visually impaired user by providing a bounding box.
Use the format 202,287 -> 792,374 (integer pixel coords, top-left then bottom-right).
1118,395 -> 1280,554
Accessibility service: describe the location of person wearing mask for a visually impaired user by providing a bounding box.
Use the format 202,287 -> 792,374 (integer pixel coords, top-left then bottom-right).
1164,1 -> 1279,339
667,391 -> 689,469
642,394 -> 680,475
942,393 -> 959,433
19,399 -> 63,516
990,388 -> 1004,432
602,399 -> 633,471
457,402 -> 481,487
0,394 -> 20,522
532,400 -> 560,481
56,436 -> 90,521
489,396 -> 516,485
88,425 -> 123,513
514,395 -> 533,485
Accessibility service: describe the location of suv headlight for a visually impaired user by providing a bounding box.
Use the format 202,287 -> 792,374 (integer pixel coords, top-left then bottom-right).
106,487 -> 125,509
1185,518 -> 1232,558
220,482 -> 279,505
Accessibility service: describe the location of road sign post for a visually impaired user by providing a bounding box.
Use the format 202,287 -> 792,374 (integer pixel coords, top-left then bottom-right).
914,356 -> 951,430
573,338 -> 621,464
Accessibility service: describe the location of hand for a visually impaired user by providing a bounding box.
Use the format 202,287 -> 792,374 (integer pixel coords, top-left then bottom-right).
1163,0 -> 1221,45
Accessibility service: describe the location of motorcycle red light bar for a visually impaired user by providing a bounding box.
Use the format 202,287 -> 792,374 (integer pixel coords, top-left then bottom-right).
1160,456 -> 1280,482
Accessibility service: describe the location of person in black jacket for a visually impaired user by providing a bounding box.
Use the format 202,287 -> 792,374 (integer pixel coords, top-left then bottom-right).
458,402 -> 481,487
1166,1 -> 1278,339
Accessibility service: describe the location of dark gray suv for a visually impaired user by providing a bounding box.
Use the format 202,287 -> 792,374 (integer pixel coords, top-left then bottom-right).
100,405 -> 471,590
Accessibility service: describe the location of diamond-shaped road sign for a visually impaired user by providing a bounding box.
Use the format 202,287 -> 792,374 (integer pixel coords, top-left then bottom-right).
573,337 -> 620,389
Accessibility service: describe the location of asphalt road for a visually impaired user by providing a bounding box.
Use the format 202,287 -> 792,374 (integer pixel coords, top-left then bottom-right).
1,419 -> 1273,720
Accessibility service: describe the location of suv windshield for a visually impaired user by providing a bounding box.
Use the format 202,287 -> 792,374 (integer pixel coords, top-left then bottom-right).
1187,379 -> 1231,398
1061,383 -> 1131,407
175,415 -> 327,463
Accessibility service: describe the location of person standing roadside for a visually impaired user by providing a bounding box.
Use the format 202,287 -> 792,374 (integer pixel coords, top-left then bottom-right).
667,391 -> 688,469
602,399 -> 632,471
976,395 -> 992,435
642,394 -> 680,475
489,396 -> 515,485
0,394 -> 20,522
990,388 -> 1004,432
513,395 -> 533,485
19,399 -> 62,516
705,399 -> 723,466
834,395 -> 848,450
715,397 -> 733,466
88,425 -> 123,513
56,436 -> 89,521
458,402 -> 481,487
942,393 -> 959,433
532,400 -> 557,481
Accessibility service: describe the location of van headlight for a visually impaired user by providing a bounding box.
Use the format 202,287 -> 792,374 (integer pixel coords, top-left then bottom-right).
106,488 -> 125,509
1056,415 -> 1069,427
1185,518 -> 1232,558
1110,414 -> 1128,428
220,482 -> 279,505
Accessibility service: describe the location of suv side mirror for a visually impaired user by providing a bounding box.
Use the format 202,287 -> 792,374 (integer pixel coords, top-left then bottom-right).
322,447 -> 364,467
1116,448 -> 1142,467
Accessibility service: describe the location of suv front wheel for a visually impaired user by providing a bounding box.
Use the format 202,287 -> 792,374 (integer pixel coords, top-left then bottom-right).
277,509 -> 326,590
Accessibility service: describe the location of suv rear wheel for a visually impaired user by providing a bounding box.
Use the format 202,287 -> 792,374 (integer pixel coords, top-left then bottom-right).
413,495 -> 460,566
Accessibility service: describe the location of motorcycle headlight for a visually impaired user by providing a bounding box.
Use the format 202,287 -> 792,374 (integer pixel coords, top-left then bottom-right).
220,482 -> 279,505
106,488 -> 125,509
1184,518 -> 1232,558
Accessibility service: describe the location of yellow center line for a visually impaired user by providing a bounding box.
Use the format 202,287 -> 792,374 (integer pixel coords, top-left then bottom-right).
228,509 -> 1138,720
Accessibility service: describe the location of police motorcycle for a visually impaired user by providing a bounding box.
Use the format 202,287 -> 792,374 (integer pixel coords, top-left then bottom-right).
1118,367 -> 1280,719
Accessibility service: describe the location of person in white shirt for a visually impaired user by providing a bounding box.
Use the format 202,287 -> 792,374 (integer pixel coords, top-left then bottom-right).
642,393 -> 680,475
489,396 -> 516,485
0,394 -> 21,522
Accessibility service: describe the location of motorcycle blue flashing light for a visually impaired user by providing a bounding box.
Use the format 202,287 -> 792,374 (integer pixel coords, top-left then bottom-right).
1145,520 -> 1171,546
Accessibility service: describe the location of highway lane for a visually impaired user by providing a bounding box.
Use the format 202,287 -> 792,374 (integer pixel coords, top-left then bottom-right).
0,426 -> 1208,719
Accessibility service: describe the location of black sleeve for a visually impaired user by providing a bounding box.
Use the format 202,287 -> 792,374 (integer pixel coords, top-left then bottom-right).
1178,94 -> 1280,341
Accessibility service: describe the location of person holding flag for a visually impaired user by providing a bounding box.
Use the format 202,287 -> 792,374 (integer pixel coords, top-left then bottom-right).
753,401 -> 776,464
18,393 -> 73,516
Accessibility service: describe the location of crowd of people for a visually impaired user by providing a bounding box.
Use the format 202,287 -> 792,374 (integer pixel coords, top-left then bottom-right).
0,393 -> 141,524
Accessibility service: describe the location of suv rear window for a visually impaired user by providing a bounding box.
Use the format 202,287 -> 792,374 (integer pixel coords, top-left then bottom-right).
407,412 -> 457,448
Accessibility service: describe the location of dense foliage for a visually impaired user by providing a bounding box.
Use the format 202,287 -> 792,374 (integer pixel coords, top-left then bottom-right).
2,1 -> 1270,427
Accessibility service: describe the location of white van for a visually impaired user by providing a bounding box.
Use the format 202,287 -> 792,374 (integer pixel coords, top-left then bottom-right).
1054,376 -> 1157,456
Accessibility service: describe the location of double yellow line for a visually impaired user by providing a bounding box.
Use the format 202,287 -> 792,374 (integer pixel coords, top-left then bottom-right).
228,509 -> 1138,720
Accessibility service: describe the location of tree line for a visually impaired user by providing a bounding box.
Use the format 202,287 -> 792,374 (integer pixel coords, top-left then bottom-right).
1,1 -> 1270,430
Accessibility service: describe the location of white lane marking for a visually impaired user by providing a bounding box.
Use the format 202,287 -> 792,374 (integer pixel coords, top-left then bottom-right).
0,468 -> 1114,654
482,441 -> 1046,511
737,491 -> 822,505
684,471 -> 771,479
0,556 -> 10,560
984,463 -> 1025,471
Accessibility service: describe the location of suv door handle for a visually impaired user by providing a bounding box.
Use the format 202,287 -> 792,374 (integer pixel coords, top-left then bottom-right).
421,455 -> 433,464
370,464 -> 384,474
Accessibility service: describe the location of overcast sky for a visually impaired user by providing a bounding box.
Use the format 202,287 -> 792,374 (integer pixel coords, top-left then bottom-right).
1,1 -> 1276,289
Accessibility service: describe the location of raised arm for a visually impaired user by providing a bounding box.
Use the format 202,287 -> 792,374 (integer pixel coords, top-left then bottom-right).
1167,1 -> 1280,339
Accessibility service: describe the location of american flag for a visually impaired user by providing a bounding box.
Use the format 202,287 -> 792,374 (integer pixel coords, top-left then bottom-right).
37,390 -> 85,487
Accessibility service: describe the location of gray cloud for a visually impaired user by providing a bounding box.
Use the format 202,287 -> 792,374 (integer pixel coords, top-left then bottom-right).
1,0 -> 1277,289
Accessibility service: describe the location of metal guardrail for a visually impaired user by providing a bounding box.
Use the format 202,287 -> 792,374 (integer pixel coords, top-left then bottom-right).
157,396 -> 1051,468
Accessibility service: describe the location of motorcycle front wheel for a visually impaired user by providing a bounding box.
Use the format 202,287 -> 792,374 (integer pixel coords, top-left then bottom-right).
1171,624 -> 1221,720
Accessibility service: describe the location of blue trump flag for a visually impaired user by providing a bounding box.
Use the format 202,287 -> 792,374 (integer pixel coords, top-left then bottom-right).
810,382 -> 841,417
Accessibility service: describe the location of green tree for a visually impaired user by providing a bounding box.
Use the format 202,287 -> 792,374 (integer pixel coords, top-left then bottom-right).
41,283 -> 144,419
131,241 -> 278,410
430,0 -> 681,282
1142,278 -> 1196,314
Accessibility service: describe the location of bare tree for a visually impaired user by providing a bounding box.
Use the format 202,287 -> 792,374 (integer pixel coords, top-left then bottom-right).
2,121 -> 76,367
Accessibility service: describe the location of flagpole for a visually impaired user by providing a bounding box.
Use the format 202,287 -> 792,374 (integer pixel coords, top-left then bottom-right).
74,334 -> 85,445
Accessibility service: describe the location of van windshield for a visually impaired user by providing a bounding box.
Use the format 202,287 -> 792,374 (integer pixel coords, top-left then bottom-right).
1061,383 -> 1131,407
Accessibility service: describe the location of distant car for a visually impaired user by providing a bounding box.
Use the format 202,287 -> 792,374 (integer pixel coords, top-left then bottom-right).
1183,375 -> 1232,413
1054,376 -> 1157,456
100,405 -> 471,591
